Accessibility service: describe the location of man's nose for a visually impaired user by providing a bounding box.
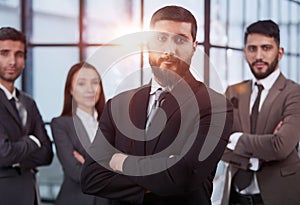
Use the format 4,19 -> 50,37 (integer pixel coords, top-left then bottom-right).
255,48 -> 263,60
8,54 -> 16,66
163,40 -> 176,56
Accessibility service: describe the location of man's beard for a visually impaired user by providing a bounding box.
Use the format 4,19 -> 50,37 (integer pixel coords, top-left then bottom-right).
151,66 -> 181,88
149,55 -> 189,88
249,54 -> 279,80
0,67 -> 22,83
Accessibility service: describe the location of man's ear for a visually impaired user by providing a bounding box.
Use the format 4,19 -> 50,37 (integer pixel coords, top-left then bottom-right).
193,41 -> 198,52
278,47 -> 284,61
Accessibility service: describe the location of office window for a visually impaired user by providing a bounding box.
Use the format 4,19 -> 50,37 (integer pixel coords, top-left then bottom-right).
85,0 -> 141,43
0,0 -> 20,28
32,0 -> 79,43
33,47 -> 79,122
210,0 -> 228,46
228,0 -> 244,48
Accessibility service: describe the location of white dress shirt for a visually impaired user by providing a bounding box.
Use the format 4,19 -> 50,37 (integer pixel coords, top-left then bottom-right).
76,108 -> 98,143
147,77 -> 168,116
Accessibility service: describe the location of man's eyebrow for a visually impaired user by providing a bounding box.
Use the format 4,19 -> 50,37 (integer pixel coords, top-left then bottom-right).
174,33 -> 189,39
0,49 -> 10,52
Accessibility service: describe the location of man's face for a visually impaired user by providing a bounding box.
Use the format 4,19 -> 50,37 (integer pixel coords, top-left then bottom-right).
0,40 -> 25,84
244,33 -> 284,80
148,20 -> 197,87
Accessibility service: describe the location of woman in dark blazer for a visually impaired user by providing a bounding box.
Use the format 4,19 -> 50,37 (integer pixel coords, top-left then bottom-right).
51,62 -> 119,205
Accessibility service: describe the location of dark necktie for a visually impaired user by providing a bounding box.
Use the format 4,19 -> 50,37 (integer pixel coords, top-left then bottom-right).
250,83 -> 264,134
9,98 -> 21,122
233,83 -> 264,191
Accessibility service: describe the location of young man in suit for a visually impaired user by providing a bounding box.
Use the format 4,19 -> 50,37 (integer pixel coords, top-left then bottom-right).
222,20 -> 300,205
81,6 -> 233,205
0,27 -> 53,205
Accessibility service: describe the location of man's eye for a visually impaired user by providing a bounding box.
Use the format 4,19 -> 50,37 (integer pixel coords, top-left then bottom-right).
0,50 -> 9,56
248,46 -> 256,52
157,34 -> 168,42
262,45 -> 272,51
16,52 -> 25,58
173,36 -> 188,44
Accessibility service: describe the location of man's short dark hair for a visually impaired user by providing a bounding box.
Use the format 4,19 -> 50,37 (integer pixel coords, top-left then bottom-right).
244,20 -> 280,47
150,5 -> 197,42
0,27 -> 27,58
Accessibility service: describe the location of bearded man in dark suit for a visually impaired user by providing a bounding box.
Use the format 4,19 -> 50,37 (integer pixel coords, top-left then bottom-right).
81,5 -> 233,205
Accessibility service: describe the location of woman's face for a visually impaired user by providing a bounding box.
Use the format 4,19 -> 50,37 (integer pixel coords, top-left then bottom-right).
71,68 -> 101,113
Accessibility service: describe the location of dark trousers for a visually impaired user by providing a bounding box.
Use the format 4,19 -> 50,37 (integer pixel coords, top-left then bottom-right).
229,189 -> 264,205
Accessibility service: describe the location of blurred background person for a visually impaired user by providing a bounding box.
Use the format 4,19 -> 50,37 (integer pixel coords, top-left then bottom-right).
222,20 -> 300,205
51,62 -> 119,205
0,26 -> 53,205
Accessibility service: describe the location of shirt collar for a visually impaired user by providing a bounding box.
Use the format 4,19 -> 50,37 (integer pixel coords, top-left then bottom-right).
0,83 -> 18,101
252,68 -> 280,91
76,107 -> 98,122
150,75 -> 165,95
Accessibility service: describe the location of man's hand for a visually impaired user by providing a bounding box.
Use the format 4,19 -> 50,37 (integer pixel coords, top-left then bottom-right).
109,153 -> 128,172
273,121 -> 283,134
73,150 -> 85,164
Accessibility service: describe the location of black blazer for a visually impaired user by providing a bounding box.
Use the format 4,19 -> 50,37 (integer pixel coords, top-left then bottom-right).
0,88 -> 53,205
51,115 -> 120,205
81,73 -> 233,205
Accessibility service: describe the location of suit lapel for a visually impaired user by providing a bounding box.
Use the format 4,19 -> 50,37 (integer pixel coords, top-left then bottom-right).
0,89 -> 22,127
256,74 -> 285,133
238,81 -> 252,133
129,85 -> 150,130
18,91 -> 31,132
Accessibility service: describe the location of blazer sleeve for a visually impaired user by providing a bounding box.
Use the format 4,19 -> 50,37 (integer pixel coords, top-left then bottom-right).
19,99 -> 53,168
221,85 -> 251,170
233,84 -> 300,161
0,123 -> 40,167
0,98 -> 53,168
51,117 -> 83,183
81,101 -> 145,204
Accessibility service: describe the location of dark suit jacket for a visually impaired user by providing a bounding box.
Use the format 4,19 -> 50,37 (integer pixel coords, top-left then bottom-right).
51,115 -> 119,205
222,73 -> 300,205
81,73 -> 233,205
0,88 -> 53,205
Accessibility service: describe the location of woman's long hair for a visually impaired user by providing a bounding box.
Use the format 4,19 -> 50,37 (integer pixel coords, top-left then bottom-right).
60,62 -> 105,120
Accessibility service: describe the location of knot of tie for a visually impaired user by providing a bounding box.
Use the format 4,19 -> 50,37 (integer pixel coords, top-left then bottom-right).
154,89 -> 169,107
255,82 -> 264,93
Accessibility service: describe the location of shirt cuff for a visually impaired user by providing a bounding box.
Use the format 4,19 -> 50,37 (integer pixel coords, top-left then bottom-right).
29,135 -> 41,148
227,132 -> 243,150
249,158 -> 259,171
